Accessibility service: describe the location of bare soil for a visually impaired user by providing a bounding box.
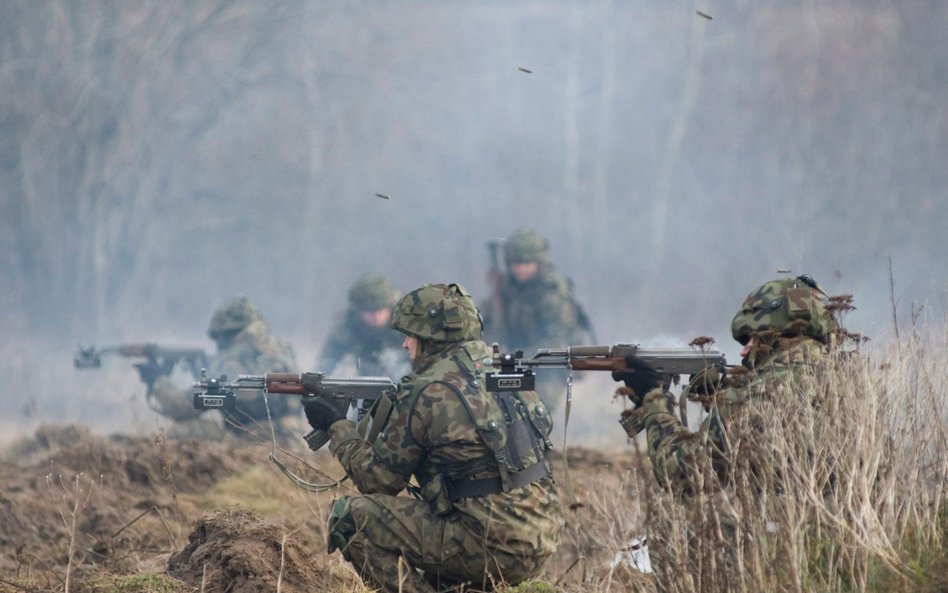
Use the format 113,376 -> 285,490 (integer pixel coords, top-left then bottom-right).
0,424 -> 653,593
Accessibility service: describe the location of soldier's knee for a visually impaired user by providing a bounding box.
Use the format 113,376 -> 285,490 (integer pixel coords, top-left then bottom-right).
327,496 -> 358,558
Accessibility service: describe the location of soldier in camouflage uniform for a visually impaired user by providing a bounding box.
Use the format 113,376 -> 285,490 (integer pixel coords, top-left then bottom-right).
316,274 -> 408,379
300,283 -> 563,593
613,276 -> 840,582
482,229 -> 591,411
149,297 -> 298,439
615,275 -> 838,486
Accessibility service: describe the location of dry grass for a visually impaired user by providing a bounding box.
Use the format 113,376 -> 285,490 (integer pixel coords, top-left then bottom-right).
636,326 -> 947,593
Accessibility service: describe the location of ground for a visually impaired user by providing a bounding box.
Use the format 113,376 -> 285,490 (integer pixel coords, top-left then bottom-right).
0,424 -> 655,593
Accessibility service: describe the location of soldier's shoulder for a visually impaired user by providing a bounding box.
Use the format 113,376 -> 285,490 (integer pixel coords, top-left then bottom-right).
399,342 -> 486,398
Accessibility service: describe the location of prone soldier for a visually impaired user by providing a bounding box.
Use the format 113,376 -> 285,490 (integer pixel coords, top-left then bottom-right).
149,297 -> 298,439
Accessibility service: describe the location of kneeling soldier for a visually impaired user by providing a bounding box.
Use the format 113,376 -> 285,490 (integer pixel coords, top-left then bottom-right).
301,283 -> 564,593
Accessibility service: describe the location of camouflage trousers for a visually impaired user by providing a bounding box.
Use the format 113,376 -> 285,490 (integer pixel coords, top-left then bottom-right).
330,494 -> 550,593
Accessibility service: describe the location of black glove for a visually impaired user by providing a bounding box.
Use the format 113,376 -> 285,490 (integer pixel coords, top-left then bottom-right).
688,363 -> 727,396
301,371 -> 324,394
302,395 -> 349,431
611,357 -> 662,406
133,359 -> 174,390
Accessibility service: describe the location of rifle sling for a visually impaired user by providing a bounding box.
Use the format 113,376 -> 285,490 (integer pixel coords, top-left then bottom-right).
445,460 -> 550,502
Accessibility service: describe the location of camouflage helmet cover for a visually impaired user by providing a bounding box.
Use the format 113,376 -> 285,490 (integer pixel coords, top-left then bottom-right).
348,274 -> 400,312
504,228 -> 550,266
390,283 -> 483,342
731,276 -> 835,345
208,297 -> 262,340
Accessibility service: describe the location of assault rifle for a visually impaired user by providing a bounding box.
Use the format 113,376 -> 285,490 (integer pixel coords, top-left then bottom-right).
192,370 -> 397,451
74,343 -> 209,390
484,343 -> 726,392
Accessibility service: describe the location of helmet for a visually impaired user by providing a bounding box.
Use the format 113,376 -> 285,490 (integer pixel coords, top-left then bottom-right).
730,276 -> 835,345
348,275 -> 399,312
390,283 -> 483,342
208,297 -> 262,341
504,229 -> 550,266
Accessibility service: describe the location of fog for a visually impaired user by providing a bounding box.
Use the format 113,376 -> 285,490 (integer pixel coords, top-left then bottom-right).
2,1 -> 946,445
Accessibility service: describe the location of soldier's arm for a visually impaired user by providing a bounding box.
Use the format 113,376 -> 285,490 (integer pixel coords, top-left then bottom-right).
328,384 -> 428,495
637,388 -> 708,490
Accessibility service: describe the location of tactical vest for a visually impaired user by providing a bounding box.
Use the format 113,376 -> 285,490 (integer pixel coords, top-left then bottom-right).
362,341 -> 555,515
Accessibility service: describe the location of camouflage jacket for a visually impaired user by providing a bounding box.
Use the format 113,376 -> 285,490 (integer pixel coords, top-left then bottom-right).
316,311 -> 407,377
327,339 -> 564,558
484,267 -> 589,352
639,338 -> 829,491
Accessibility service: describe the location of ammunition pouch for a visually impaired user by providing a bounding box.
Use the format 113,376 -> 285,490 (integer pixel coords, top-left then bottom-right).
447,384 -> 554,502
418,367 -> 555,516
619,407 -> 647,438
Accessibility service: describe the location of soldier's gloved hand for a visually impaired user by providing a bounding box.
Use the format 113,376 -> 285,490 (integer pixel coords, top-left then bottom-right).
302,396 -> 349,431
300,372 -> 324,394
611,357 -> 662,406
134,360 -> 172,390
688,363 -> 726,396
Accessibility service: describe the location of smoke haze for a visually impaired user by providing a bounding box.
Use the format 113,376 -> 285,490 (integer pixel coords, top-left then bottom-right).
1,1 -> 945,444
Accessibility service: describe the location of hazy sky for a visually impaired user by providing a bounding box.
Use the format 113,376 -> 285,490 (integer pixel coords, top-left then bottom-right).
1,1 -> 945,443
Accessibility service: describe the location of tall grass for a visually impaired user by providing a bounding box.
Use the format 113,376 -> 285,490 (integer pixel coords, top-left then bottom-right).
638,326 -> 947,593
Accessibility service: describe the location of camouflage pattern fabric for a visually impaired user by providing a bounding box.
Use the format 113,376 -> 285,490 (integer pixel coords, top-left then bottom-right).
622,276 -> 842,586
481,267 -> 588,411
638,337 -> 829,490
316,311 -> 407,377
207,296 -> 262,342
630,337 -> 830,586
347,274 -> 401,312
148,301 -> 298,439
324,338 -> 564,593
731,276 -> 836,345
503,229 -> 551,267
492,268 -> 586,350
391,283 -> 483,343
214,317 -> 298,432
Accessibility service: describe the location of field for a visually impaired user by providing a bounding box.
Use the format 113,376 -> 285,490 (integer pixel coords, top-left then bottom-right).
0,424 -> 655,593
1,329 -> 946,593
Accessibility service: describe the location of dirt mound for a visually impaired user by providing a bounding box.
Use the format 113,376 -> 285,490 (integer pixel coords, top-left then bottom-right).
168,509 -> 328,593
0,423 -> 651,593
0,425 -> 270,585
3,424 -> 260,494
